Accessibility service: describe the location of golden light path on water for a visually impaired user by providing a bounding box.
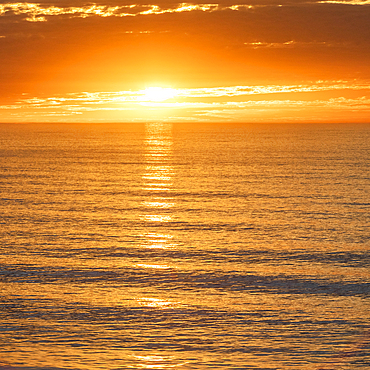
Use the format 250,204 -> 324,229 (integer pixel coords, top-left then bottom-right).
135,122 -> 180,369
141,122 -> 175,244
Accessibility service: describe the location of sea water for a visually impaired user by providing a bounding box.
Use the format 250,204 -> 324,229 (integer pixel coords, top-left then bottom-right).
0,122 -> 369,369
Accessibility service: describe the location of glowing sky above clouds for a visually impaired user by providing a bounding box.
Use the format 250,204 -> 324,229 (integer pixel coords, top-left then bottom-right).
0,1 -> 369,122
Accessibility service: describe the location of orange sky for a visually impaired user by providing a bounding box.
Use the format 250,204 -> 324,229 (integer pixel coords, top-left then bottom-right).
0,1 -> 370,122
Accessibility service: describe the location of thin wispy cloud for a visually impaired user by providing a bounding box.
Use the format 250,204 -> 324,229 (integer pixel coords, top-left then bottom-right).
1,81 -> 369,122
4,1 -> 367,23
174,82 -> 370,98
0,3 -> 226,22
12,81 -> 369,106
243,40 -> 346,48
0,3 -> 135,22
318,0 -> 370,4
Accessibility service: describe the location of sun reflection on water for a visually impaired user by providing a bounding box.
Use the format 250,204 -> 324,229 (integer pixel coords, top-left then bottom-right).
134,354 -> 181,369
135,263 -> 171,269
140,232 -> 176,249
142,200 -> 175,208
137,298 -> 175,309
143,215 -> 172,222
140,123 -> 176,250
142,185 -> 172,191
141,233 -> 177,249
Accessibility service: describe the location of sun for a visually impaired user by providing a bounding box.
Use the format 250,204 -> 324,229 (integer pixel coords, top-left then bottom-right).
140,87 -> 178,102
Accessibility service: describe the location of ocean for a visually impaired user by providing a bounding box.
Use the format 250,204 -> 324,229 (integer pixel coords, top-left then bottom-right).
1,122 -> 369,369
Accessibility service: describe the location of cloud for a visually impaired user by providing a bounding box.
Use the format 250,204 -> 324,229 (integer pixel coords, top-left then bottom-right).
0,3 -> 230,22
318,0 -> 370,4
0,3 -> 134,22
173,82 -> 370,98
7,1 -> 363,23
243,40 -> 346,48
1,1 -> 369,24
1,81 -> 369,120
9,81 -> 370,105
244,41 -> 295,48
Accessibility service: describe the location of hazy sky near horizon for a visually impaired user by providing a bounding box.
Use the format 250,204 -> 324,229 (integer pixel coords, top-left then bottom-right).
1,0 -> 370,122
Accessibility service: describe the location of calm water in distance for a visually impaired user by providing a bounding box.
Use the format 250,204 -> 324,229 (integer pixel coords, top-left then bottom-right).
0,122 -> 369,369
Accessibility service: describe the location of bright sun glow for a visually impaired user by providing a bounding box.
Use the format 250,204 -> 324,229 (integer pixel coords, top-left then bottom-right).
140,87 -> 178,102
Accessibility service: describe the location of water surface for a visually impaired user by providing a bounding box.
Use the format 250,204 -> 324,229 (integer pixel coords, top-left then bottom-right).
1,122 -> 369,369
